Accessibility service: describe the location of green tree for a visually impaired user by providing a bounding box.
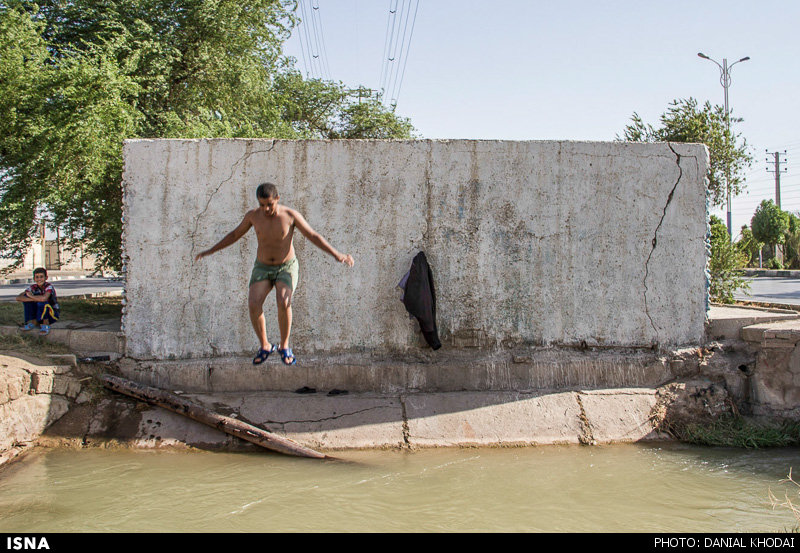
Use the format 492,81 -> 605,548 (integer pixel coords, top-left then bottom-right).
782,212 -> 800,269
619,98 -> 753,209
736,225 -> 763,268
751,200 -> 789,264
0,1 -> 414,272
272,72 -> 415,139
0,6 -> 141,268
708,215 -> 749,303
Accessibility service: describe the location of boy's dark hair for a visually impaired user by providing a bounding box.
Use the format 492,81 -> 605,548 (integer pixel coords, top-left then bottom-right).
256,183 -> 279,199
33,267 -> 47,277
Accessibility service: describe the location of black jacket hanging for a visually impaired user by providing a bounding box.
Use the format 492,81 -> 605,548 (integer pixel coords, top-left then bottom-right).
399,251 -> 441,350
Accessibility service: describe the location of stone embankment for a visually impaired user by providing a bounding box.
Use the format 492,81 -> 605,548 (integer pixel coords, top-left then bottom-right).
1,303 -> 800,466
0,353 -> 84,465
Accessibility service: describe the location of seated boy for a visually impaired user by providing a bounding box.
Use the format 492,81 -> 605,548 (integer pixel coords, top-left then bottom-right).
15,267 -> 60,335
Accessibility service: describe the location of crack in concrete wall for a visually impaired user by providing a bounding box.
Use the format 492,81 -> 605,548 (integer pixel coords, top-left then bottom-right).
187,140 -> 277,258
184,141 -> 277,333
643,143 -> 684,344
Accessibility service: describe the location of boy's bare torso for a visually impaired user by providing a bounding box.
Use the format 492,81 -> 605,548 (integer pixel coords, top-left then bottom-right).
194,192 -> 353,269
247,206 -> 297,265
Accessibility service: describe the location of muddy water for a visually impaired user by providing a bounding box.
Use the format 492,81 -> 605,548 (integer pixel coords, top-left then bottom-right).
0,443 -> 798,532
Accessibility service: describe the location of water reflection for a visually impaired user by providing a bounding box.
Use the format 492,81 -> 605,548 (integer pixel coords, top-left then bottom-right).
0,443 -> 797,532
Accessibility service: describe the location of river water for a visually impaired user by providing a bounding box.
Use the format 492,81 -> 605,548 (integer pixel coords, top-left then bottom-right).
0,443 -> 798,532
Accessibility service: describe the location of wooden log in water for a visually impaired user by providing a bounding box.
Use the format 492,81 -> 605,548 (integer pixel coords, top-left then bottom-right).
101,374 -> 329,459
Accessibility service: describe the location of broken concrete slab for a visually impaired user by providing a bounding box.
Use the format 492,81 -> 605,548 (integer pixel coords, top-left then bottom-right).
741,318 -> 800,347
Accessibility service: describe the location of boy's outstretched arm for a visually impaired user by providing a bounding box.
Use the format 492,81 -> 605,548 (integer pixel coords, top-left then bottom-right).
194,215 -> 252,261
292,210 -> 354,267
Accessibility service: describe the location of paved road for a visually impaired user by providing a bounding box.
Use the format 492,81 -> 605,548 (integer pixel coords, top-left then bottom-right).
0,278 -> 124,302
734,277 -> 800,306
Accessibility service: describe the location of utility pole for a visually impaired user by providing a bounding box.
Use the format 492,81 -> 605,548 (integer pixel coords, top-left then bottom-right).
698,52 -> 750,240
766,150 -> 788,209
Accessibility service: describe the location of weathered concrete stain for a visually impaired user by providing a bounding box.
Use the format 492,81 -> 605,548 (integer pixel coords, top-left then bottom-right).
122,139 -> 708,360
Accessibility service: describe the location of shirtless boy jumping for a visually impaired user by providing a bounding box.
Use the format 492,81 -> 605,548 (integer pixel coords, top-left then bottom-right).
195,183 -> 354,365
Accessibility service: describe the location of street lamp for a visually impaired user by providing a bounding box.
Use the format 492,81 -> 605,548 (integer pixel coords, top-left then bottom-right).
697,52 -> 750,240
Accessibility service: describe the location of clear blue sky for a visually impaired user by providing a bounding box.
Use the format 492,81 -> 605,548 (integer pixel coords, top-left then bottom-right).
282,0 -> 800,238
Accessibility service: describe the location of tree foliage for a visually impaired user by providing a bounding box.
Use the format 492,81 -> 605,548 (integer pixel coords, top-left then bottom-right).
0,0 -> 414,272
708,215 -> 749,303
751,200 -> 789,250
783,212 -> 800,270
736,225 -> 763,268
620,98 -> 753,208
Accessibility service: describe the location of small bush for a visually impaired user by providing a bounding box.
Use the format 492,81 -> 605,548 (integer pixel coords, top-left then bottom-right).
709,216 -> 750,303
768,257 -> 785,270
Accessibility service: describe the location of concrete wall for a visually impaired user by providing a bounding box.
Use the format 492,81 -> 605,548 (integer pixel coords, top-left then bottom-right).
122,139 -> 708,360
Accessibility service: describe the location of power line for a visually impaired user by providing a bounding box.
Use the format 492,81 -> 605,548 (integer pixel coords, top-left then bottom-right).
379,0 -> 400,100
297,0 -> 329,80
381,0 -> 407,103
295,4 -> 312,77
391,0 -> 420,108
387,0 -> 412,105
309,0 -> 331,80
379,0 -> 419,109
301,0 -> 322,79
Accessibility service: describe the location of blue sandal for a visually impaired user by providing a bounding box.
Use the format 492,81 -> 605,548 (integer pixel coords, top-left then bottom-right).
253,344 -> 277,365
278,347 -> 297,366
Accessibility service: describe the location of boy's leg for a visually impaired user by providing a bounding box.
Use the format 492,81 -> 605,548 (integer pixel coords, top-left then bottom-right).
23,302 -> 37,324
35,302 -> 47,323
40,304 -> 57,325
275,281 -> 293,351
248,280 -> 273,349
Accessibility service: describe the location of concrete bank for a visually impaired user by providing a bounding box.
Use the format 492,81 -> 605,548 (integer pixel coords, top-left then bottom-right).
2,304 -> 800,464
38,386 -> 697,452
0,353 -> 83,465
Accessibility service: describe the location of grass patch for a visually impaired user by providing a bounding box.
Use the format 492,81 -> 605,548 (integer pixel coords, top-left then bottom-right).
0,332 -> 72,355
0,296 -> 122,326
673,415 -> 800,448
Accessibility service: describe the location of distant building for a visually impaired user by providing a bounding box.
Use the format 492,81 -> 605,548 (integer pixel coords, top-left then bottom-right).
0,223 -> 97,272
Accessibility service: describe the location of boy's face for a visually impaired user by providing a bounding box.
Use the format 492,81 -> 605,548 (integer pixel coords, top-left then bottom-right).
33,273 -> 46,286
258,195 -> 279,216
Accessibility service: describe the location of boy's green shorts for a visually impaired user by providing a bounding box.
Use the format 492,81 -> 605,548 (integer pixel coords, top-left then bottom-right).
249,257 -> 299,291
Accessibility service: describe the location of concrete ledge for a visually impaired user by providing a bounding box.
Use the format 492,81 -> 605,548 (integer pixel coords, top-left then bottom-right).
117,347 -> 678,394
706,304 -> 799,341
743,269 -> 800,278
0,325 -> 124,354
741,319 -> 800,347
